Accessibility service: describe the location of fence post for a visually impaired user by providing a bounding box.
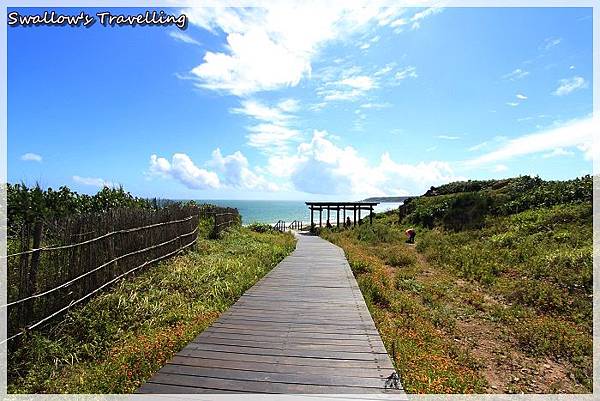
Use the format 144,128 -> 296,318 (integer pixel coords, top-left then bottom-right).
24,221 -> 43,326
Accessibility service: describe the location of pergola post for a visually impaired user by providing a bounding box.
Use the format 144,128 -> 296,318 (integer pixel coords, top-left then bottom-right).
305,202 -> 379,231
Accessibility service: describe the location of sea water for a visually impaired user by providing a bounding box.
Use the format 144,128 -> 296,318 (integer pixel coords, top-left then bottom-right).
197,200 -> 402,225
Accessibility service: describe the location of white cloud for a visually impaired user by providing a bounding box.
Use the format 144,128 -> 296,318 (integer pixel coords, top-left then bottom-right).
502,68 -> 529,81
72,176 -> 113,187
541,37 -> 562,51
553,76 -> 588,96
374,63 -> 396,76
468,141 -> 489,152
168,30 -> 201,46
271,130 -> 461,196
542,147 -> 574,158
148,153 -> 220,189
339,75 -> 375,90
231,98 -> 303,155
516,93 -> 527,100
506,102 -> 520,107
492,164 -> 508,172
209,148 -> 278,191
410,7 -> 444,30
184,5 -> 408,96
147,150 -> 278,191
436,135 -> 461,140
231,99 -> 290,123
277,98 -> 300,112
21,153 -> 42,162
360,102 -> 391,109
246,123 -> 303,155
465,116 -> 596,166
394,66 -> 418,80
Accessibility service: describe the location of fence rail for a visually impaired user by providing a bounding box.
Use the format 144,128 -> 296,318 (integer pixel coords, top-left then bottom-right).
5,204 -> 241,343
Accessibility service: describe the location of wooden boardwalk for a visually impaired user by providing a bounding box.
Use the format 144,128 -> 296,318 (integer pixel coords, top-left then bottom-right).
137,234 -> 404,395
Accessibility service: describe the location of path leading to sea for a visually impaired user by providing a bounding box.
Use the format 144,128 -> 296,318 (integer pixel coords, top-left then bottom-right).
137,233 -> 405,395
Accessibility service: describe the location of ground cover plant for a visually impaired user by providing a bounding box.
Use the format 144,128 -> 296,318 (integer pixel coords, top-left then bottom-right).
321,175 -> 592,394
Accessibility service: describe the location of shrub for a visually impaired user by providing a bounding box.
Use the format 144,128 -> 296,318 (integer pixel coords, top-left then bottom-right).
247,222 -> 276,233
441,192 -> 489,231
384,249 -> 417,268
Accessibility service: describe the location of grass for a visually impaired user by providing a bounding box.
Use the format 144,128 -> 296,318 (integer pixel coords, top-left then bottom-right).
8,223 -> 296,394
320,195 -> 592,393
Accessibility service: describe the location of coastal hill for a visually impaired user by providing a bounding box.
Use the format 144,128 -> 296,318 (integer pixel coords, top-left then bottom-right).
361,196 -> 411,202
322,175 -> 592,393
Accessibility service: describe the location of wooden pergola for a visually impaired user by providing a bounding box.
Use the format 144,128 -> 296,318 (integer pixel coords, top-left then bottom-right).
305,202 -> 379,229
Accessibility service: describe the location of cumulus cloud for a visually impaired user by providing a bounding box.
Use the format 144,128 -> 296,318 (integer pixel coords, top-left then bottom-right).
465,116 -> 596,166
148,153 -> 220,190
183,5 -> 440,97
271,130 -> 461,196
516,93 -> 527,100
147,150 -> 278,191
184,5 -> 410,96
553,76 -> 588,96
209,148 -> 278,191
72,176 -> 114,187
21,153 -> 42,162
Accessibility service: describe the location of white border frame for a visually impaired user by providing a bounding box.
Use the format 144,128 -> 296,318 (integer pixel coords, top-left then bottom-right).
1,1 -> 598,400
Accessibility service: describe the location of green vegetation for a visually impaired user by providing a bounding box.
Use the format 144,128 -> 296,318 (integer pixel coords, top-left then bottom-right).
321,175 -> 592,394
7,183 -> 162,231
247,222 -> 278,233
8,222 -> 296,394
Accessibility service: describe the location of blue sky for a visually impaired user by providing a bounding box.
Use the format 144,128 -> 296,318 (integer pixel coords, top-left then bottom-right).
8,6 -> 594,200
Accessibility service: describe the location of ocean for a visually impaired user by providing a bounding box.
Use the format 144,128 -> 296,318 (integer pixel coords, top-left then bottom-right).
197,200 -> 402,225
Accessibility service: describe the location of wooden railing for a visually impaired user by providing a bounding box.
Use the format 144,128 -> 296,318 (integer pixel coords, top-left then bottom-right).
274,220 -> 286,232
289,220 -> 303,231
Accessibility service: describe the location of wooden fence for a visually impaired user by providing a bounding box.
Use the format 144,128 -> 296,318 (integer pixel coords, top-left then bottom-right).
4,204 -> 241,343
200,205 -> 241,238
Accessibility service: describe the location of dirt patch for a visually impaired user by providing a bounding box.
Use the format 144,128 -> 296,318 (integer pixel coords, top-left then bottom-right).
456,318 -> 587,393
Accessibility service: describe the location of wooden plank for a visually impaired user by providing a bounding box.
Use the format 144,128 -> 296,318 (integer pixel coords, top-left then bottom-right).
138,234 -> 403,394
147,372 -> 399,394
158,364 -> 391,388
175,349 -> 394,370
169,356 -> 392,378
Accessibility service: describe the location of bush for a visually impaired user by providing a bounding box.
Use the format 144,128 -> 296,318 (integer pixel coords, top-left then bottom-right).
384,247 -> 417,268
353,222 -> 401,244
247,223 -> 276,233
441,192 -> 490,231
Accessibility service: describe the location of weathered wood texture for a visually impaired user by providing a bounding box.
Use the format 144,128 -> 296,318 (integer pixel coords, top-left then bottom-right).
138,234 -> 404,394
